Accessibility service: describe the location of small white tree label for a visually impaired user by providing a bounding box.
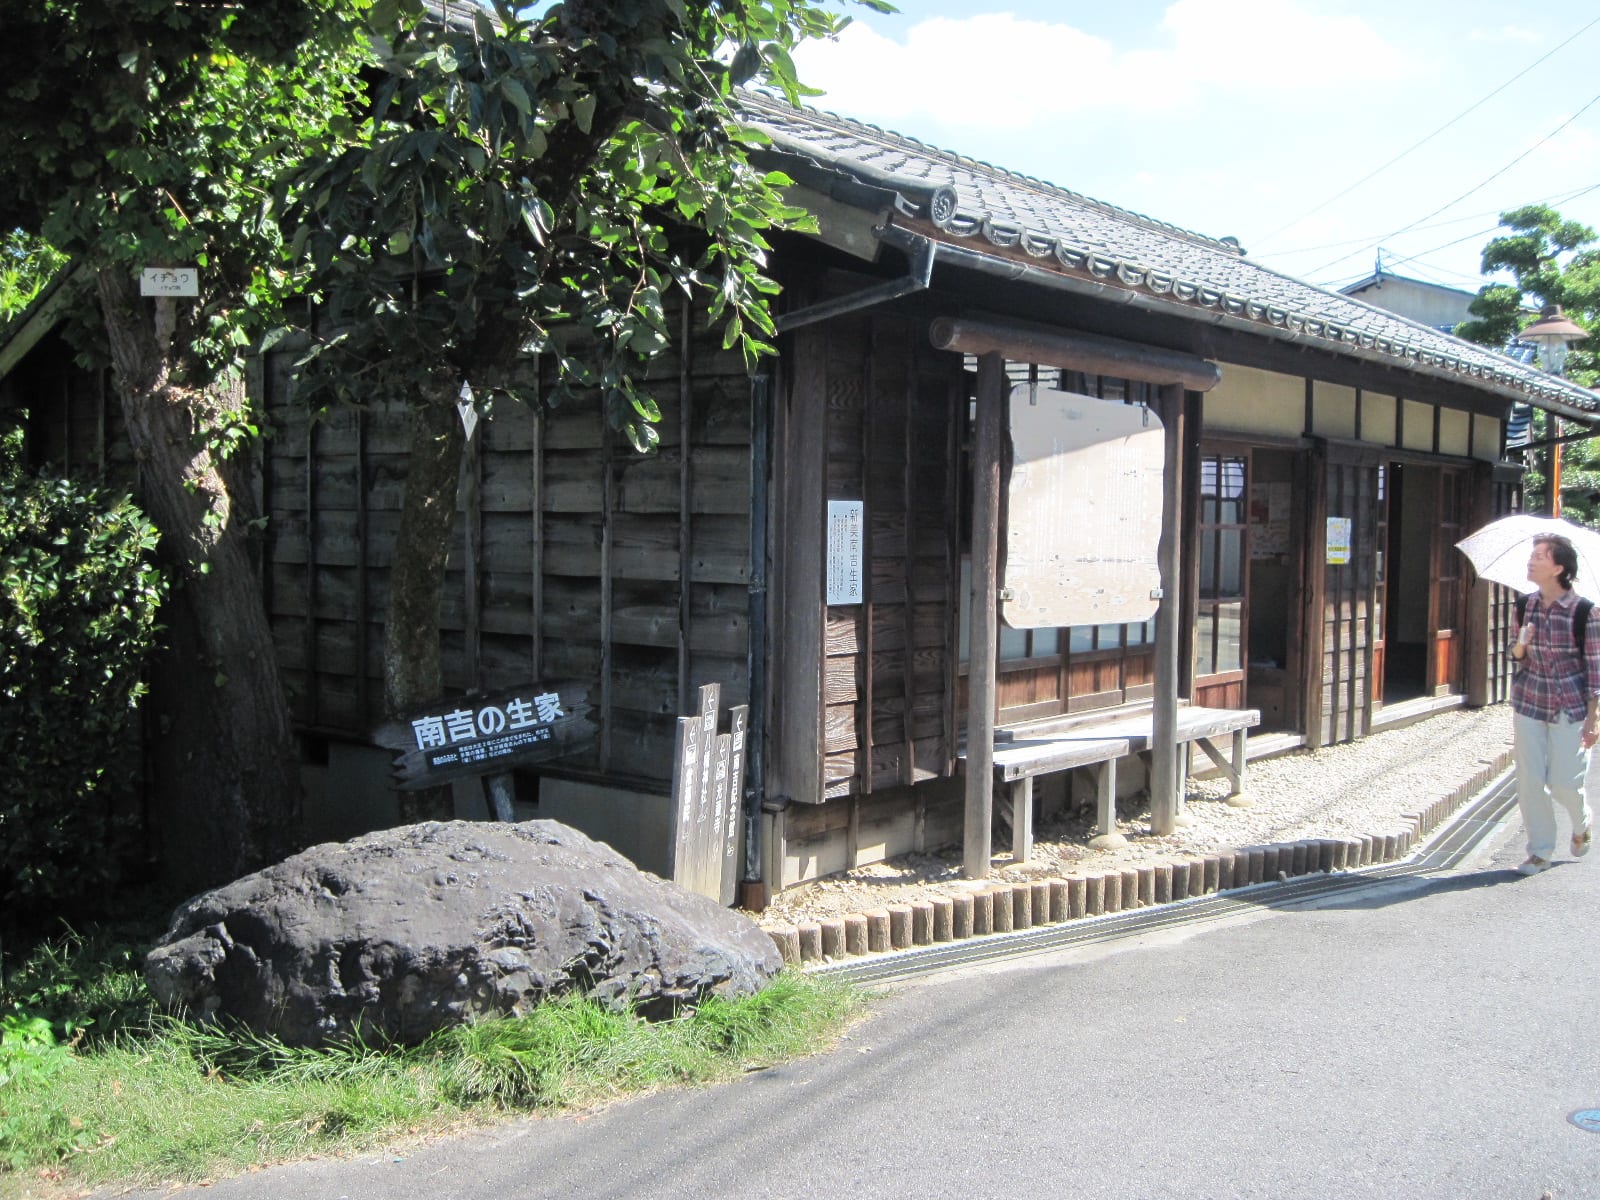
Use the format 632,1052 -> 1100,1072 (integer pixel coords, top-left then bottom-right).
139,268 -> 198,297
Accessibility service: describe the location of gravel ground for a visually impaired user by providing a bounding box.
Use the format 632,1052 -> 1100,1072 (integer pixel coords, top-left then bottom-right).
756,705 -> 1516,928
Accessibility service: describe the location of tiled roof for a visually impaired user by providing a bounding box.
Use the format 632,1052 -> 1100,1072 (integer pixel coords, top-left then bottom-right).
739,92 -> 1597,417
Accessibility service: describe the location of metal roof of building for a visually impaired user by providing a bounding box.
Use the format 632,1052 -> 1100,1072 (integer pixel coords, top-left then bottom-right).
739,91 -> 1597,419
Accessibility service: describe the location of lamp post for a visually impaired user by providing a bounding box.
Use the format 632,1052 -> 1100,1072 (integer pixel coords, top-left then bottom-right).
1521,304 -> 1588,515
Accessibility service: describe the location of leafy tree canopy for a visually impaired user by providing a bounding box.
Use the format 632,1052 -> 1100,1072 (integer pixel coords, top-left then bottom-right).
1457,204 -> 1600,522
0,233 -> 68,329
1457,203 -> 1600,384
284,0 -> 889,450
0,0 -> 367,385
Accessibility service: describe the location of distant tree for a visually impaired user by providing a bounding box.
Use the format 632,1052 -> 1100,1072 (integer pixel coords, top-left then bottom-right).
283,0 -> 886,818
1457,204 -> 1600,522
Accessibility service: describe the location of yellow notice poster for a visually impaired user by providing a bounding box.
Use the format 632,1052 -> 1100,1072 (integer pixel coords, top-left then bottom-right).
1326,517 -> 1352,565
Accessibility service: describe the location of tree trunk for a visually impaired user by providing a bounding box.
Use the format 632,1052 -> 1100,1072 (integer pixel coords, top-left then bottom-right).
385,379 -> 465,823
94,269 -> 300,888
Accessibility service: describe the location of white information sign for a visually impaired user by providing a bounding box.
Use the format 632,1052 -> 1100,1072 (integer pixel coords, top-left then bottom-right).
1326,517 -> 1352,565
1003,386 -> 1163,629
826,500 -> 865,605
139,267 -> 199,297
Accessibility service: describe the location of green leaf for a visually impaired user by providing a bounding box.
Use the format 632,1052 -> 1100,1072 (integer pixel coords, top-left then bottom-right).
502,77 -> 532,116
573,93 -> 596,135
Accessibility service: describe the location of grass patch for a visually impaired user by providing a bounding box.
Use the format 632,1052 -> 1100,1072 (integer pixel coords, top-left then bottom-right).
0,927 -> 864,1195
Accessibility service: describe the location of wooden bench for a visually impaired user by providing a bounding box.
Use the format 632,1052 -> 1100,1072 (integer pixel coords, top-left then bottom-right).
963,705 -> 1261,864
991,736 -> 1130,864
1068,706 -> 1262,802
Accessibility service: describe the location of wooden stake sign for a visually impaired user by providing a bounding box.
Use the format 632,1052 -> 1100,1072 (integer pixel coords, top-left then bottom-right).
374,681 -> 596,791
670,685 -> 748,903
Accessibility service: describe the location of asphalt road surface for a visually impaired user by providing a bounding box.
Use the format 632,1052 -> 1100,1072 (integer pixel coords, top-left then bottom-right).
131,810 -> 1600,1200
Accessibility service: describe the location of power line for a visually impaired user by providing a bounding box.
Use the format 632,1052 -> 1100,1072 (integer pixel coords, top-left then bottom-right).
1308,180 -> 1600,290
1304,91 -> 1600,279
1266,182 -> 1600,258
1254,13 -> 1600,250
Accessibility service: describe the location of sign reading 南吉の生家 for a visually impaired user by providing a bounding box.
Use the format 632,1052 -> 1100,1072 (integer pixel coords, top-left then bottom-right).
374,682 -> 596,790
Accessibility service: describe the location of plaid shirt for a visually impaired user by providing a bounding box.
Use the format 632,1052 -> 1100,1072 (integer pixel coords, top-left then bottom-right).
1511,589 -> 1600,723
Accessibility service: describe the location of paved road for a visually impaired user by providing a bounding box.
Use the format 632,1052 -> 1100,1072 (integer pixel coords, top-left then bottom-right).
143,812 -> 1600,1200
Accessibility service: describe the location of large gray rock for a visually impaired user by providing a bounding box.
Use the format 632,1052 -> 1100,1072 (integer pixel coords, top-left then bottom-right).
144,820 -> 781,1047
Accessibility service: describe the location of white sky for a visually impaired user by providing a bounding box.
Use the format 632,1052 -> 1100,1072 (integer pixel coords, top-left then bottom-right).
790,0 -> 1600,298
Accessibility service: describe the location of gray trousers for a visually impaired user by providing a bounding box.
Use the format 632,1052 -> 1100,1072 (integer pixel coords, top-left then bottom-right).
1513,709 -> 1593,861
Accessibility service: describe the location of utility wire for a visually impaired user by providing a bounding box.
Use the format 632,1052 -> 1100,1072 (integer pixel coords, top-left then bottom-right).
1254,13 -> 1600,249
1304,90 -> 1600,278
1269,182 -> 1600,258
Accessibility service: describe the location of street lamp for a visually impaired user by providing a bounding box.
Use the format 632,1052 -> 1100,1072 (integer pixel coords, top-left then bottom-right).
1521,303 -> 1586,377
1520,304 -> 1588,516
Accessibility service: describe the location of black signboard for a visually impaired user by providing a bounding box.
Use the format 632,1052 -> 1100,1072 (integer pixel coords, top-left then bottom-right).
373,682 -> 596,790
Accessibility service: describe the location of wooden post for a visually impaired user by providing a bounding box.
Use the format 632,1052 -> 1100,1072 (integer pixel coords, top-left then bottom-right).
963,352 -> 1004,879
483,772 -> 515,822
1150,383 -> 1184,836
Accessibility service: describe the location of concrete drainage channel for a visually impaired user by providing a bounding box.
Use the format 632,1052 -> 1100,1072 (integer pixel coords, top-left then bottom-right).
774,756 -> 1517,988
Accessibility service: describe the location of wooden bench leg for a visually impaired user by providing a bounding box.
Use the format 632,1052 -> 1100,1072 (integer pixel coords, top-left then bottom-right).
1011,777 -> 1033,865
1175,743 -> 1192,826
1228,727 -> 1251,808
1089,759 -> 1127,848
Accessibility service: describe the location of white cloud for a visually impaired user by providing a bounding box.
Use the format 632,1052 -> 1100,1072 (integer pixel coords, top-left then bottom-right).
794,0 -> 1416,130
1469,25 -> 1544,44
1147,0 -> 1413,91
794,13 -> 1122,130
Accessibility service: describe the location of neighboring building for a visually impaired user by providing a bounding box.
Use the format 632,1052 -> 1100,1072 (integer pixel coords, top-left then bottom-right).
6,95 -> 1598,899
1338,270 -> 1480,333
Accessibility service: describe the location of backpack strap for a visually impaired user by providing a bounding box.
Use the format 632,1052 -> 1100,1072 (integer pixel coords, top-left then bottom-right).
1513,593 -> 1590,654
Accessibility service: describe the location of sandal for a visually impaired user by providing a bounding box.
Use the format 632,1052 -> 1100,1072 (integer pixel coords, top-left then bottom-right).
1575,828 -> 1593,858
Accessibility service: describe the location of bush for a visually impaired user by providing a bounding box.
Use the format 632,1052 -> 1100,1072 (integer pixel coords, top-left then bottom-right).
0,422 -> 167,936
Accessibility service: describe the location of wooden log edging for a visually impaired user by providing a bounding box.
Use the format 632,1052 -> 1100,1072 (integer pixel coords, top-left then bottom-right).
769,750 -> 1517,966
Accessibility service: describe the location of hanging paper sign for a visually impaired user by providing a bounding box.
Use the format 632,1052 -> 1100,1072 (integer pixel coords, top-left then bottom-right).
1004,387 -> 1163,628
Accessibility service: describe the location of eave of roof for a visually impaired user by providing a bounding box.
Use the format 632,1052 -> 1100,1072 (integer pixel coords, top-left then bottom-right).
739,91 -> 1599,423
0,265 -> 88,380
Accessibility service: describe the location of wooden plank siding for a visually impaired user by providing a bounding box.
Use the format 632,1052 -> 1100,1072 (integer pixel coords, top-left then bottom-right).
1312,445 -> 1381,746
258,298 -> 756,788
802,310 -> 964,801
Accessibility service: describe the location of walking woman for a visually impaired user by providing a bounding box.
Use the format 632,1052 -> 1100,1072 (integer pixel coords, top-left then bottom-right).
1509,533 -> 1599,874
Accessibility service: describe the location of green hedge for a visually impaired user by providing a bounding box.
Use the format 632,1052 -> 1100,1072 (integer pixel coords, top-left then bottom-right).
0,423 -> 167,933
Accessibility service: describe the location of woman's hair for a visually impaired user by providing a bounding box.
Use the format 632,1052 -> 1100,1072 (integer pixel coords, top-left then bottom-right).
1535,533 -> 1579,588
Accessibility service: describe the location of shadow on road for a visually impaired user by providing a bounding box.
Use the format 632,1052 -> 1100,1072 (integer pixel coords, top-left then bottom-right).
1275,865 -> 1548,912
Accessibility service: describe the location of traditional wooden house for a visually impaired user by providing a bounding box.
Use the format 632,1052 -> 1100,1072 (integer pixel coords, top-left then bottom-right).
7,95 -> 1598,901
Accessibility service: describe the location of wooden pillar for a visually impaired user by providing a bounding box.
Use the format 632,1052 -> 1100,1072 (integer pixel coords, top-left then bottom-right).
1150,383 -> 1184,836
1463,460 -> 1496,708
963,352 -> 1004,880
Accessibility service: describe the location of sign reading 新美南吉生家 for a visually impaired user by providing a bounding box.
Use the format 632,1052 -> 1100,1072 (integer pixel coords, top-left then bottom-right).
373,682 -> 596,790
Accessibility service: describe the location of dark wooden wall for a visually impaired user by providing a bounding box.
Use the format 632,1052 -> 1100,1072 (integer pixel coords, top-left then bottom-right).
772,305 -> 964,806
259,298 -> 755,789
